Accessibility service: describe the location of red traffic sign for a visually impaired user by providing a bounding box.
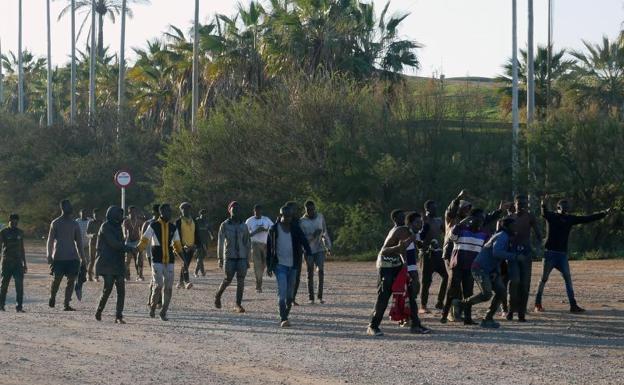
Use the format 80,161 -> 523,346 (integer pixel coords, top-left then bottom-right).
114,170 -> 132,188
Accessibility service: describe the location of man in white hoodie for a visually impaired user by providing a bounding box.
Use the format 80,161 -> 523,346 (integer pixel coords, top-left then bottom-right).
299,201 -> 331,304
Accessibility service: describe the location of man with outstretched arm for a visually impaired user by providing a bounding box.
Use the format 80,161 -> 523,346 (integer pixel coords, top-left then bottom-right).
419,200 -> 448,313
95,206 -> 136,324
534,197 -> 612,313
214,201 -> 251,313
462,217 -> 520,329
136,204 -> 183,321
47,199 -> 86,311
507,195 -> 542,321
0,214 -> 27,312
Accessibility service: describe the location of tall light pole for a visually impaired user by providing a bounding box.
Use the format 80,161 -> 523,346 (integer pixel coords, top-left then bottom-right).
191,0 -> 199,132
118,0 -> 127,118
18,0 -> 24,114
89,0 -> 97,120
0,39 -> 4,108
70,0 -> 77,124
512,0 -> 519,195
46,0 -> 53,126
527,0 -> 535,125
547,0 -> 553,113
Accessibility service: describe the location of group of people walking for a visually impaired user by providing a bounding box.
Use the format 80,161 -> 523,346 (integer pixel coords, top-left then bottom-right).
0,190 -> 612,336
366,190 -> 613,336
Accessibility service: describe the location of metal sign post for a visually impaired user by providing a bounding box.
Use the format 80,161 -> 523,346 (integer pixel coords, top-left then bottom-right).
114,170 -> 132,212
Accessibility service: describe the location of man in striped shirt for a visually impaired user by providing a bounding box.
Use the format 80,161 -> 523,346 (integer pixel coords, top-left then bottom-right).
440,209 -> 490,325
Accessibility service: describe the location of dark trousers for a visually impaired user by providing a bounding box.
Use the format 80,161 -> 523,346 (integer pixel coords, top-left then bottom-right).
442,266 -> 474,320
195,245 -> 208,276
466,269 -> 506,320
535,250 -> 576,306
508,257 -> 532,316
369,266 -> 421,329
305,252 -> 325,301
179,249 -> 195,284
420,250 -> 448,308
75,261 -> 87,292
0,265 -> 24,309
97,274 -> 125,319
215,259 -> 247,306
293,255 -> 304,302
50,260 -> 80,307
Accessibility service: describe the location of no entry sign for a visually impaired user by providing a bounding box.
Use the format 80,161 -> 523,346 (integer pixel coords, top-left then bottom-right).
114,170 -> 132,188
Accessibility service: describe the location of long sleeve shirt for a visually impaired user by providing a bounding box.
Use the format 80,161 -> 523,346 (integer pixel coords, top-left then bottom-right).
449,224 -> 489,269
137,219 -> 183,264
217,219 -> 251,261
47,216 -> 84,261
542,206 -> 607,253
0,226 -> 26,268
472,230 -> 517,274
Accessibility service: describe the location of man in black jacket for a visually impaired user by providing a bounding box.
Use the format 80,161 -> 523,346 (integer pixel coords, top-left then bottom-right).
267,205 -> 311,327
534,197 -> 612,313
0,214 -> 27,312
95,206 -> 136,324
285,201 -> 311,306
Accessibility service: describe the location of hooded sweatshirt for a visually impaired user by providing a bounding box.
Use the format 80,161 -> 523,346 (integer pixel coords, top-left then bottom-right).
95,206 -> 135,276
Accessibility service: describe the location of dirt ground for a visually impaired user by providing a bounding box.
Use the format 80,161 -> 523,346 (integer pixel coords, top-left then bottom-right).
0,247 -> 623,385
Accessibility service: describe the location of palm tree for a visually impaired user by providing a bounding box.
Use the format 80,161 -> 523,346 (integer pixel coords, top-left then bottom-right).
569,36 -> 624,113
57,0 -> 150,60
499,45 -> 574,116
1,50 -> 48,119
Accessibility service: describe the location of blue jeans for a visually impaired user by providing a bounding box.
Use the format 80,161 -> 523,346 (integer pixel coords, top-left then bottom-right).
275,264 -> 298,321
535,250 -> 576,306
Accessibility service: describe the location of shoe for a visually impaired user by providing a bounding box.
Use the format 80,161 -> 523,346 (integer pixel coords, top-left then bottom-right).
201,272 -> 206,277
48,298 -> 55,308
480,319 -> 500,329
185,282 -> 193,290
159,313 -> 169,321
440,317 -> 448,324
75,288 -> 82,301
214,295 -> 222,309
234,305 -> 246,313
16,307 -> 25,313
318,299 -> 325,304
570,304 -> 586,313
0,306 -> 4,311
115,318 -> 126,324
149,308 -> 156,318
63,305 -> 76,311
434,302 -> 444,310
448,312 -> 456,322
176,282 -> 183,289
136,277 -> 142,282
256,288 -> 262,294
410,325 -> 432,334
534,304 -> 545,312
506,312 -> 513,321
463,319 -> 478,326
308,299 -> 315,305
280,320 -> 291,328
95,311 -> 102,321
518,315 -> 527,322
194,273 -> 199,278
293,301 -> 300,307
366,326 -> 384,337
419,308 -> 431,314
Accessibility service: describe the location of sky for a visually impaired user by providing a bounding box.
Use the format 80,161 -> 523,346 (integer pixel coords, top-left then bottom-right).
0,0 -> 622,78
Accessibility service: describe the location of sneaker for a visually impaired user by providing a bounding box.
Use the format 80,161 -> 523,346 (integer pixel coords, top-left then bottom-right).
176,282 -> 183,289
95,311 -> 102,321
159,313 -> 169,321
63,305 -> 76,312
280,320 -> 291,328
419,308 -> 431,315
75,288 -> 82,301
480,319 -> 500,329
518,315 -> 527,322
440,317 -> 448,324
434,302 -> 444,310
48,298 -> 55,308
318,299 -> 325,304
534,304 -> 545,312
570,304 -> 586,313
410,325 -> 432,334
136,276 -> 144,282
366,326 -> 384,337
308,299 -> 315,305
0,306 -> 4,311
214,295 -> 222,309
293,301 -> 300,307
185,282 -> 193,290
464,319 -> 478,326
506,312 -> 513,321
115,318 -> 126,324
234,305 -> 246,313
149,308 -> 156,318
16,307 -> 25,313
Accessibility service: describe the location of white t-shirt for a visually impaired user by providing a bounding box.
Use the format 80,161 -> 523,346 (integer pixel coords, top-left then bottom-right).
245,216 -> 274,244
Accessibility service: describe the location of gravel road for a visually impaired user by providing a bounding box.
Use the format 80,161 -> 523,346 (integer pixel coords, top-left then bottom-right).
0,247 -> 623,385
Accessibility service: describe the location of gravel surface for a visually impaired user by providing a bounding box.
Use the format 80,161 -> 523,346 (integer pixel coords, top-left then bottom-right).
1,247 -> 623,385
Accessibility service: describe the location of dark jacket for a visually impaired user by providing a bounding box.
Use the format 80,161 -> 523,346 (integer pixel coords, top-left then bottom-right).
95,207 -> 134,276
266,220 -> 311,273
